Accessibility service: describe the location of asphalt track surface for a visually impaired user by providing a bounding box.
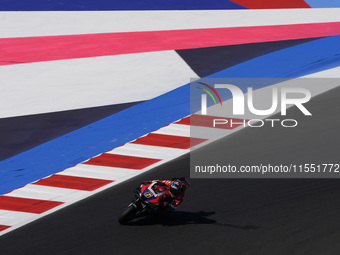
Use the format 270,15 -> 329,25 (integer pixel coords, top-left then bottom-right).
1,86 -> 340,255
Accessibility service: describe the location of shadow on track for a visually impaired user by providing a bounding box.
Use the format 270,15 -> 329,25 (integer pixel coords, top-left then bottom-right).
127,211 -> 259,230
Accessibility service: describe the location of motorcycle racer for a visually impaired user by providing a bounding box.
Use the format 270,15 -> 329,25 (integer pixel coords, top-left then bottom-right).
119,177 -> 190,224
140,178 -> 187,211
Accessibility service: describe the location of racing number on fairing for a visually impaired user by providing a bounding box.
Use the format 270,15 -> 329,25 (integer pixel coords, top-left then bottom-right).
143,191 -> 153,199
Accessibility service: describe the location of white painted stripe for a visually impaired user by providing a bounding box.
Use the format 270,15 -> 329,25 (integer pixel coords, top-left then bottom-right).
153,123 -> 190,137
1,9 -> 340,38
106,143 -> 186,159
20,184 -> 84,196
304,65 -> 340,78
58,164 -> 137,180
0,210 -> 37,226
4,184 -> 89,203
4,187 -> 63,201
58,168 -> 116,181
0,51 -> 198,118
153,118 -> 244,140
70,164 -> 139,177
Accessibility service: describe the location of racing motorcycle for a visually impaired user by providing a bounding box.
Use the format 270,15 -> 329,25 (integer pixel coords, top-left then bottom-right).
118,178 -> 190,225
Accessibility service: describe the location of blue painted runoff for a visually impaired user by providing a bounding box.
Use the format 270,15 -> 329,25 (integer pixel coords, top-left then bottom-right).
0,0 -> 245,11
305,0 -> 340,8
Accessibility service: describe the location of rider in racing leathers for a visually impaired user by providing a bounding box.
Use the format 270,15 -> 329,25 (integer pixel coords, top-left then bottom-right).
140,178 -> 187,212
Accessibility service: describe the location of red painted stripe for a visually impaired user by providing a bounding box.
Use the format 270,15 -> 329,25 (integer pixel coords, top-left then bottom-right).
176,114 -> 247,129
230,0 -> 311,9
0,196 -> 63,214
175,117 -> 191,125
83,153 -> 161,169
0,225 -> 10,232
131,133 -> 207,149
1,22 -> 339,65
33,174 -> 113,191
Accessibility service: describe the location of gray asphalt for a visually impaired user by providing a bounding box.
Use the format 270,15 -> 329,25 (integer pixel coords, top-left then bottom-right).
0,86 -> 339,255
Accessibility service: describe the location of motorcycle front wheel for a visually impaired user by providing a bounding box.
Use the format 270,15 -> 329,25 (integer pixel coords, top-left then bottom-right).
118,205 -> 137,225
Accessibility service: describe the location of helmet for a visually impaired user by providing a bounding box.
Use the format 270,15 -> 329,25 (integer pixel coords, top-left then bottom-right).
170,179 -> 184,196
